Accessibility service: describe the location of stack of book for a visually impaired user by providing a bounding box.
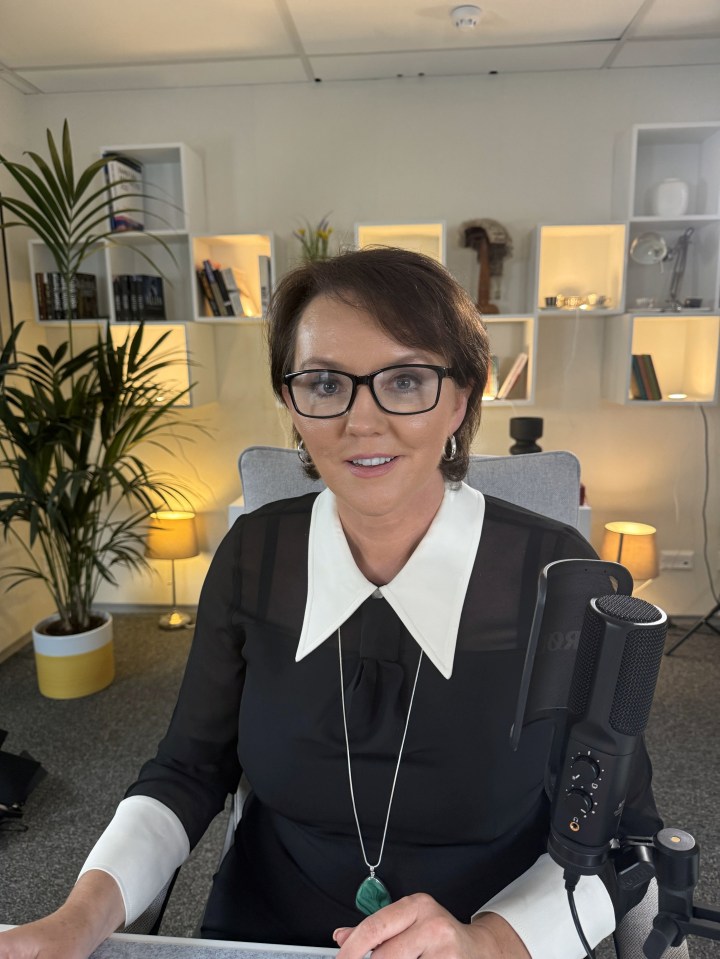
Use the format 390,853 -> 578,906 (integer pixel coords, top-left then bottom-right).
113,275 -> 166,322
196,259 -> 260,318
35,273 -> 99,320
630,354 -> 662,400
103,152 -> 145,232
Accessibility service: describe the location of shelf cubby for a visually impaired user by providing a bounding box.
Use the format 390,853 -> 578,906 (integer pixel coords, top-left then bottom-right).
603,313 -> 720,405
534,224 -> 626,313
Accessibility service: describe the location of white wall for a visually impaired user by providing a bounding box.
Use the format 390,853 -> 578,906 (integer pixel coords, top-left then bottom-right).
4,64 -> 719,634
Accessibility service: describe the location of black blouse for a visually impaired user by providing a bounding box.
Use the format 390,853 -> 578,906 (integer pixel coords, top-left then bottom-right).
127,492 -> 661,947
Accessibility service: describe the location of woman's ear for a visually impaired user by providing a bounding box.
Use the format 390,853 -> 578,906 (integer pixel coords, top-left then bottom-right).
450,383 -> 471,434
281,384 -> 292,410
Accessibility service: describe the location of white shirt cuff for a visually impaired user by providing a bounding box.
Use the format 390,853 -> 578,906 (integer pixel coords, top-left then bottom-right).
77,795 -> 190,926
473,853 -> 615,959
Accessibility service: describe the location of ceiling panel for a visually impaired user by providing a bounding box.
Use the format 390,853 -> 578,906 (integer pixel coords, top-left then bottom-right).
0,0 -> 718,94
289,0 -> 639,55
17,58 -> 308,95
633,0 -> 720,38
0,0 -> 295,67
612,37 -> 720,67
310,42 -> 618,82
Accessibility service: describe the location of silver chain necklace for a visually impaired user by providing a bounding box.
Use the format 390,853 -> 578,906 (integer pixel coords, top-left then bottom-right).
338,627 -> 423,916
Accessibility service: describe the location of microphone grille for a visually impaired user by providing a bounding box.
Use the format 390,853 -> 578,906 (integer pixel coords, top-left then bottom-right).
610,620 -> 667,735
567,603 -> 604,717
596,593 -> 662,624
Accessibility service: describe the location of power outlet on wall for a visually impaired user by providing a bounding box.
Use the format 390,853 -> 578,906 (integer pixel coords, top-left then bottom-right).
660,550 -> 695,570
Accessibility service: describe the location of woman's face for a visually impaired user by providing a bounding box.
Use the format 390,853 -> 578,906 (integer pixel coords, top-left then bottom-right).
282,293 -> 469,528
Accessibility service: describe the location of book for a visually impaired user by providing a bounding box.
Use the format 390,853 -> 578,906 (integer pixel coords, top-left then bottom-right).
197,269 -> 221,316
483,354 -> 499,399
640,354 -> 662,400
219,267 -> 246,317
139,275 -> 166,321
630,355 -> 648,399
258,255 -> 272,315
103,153 -> 145,232
496,351 -> 529,400
213,267 -> 235,316
202,260 -> 227,317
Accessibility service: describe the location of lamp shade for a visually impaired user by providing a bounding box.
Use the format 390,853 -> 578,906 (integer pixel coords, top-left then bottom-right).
146,511 -> 199,561
600,521 -> 659,580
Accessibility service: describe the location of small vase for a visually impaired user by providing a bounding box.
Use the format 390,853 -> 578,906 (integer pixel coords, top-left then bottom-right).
651,178 -> 689,218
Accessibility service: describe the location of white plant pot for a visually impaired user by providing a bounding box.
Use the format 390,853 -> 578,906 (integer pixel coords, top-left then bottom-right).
651,178 -> 689,218
32,612 -> 115,699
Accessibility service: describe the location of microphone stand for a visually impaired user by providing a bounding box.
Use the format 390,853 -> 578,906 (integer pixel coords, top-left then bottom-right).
616,827 -> 720,957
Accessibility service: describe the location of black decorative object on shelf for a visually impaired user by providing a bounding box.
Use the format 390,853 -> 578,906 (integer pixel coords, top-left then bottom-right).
509,417 -> 543,455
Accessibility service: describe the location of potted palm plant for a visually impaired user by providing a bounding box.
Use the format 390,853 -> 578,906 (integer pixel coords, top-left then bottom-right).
0,123 -> 197,698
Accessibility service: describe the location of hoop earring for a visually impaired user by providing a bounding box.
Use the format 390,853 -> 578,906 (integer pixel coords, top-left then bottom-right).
297,439 -> 313,467
442,434 -> 457,462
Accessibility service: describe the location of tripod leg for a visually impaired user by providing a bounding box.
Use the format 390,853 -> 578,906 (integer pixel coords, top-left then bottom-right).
665,601 -> 720,655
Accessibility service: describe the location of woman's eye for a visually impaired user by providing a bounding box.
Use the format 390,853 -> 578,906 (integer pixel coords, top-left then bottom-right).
309,374 -> 346,396
392,374 -> 419,391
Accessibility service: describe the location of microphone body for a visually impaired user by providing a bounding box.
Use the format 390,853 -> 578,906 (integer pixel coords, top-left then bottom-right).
548,593 -> 667,876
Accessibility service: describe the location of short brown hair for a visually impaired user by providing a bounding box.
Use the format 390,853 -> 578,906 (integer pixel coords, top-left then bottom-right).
266,246 -> 490,482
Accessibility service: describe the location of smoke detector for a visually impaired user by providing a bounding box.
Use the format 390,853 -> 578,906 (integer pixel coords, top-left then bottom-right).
451,5 -> 483,30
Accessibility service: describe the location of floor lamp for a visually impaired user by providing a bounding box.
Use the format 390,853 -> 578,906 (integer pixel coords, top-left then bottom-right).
600,521 -> 659,595
146,511 -> 199,630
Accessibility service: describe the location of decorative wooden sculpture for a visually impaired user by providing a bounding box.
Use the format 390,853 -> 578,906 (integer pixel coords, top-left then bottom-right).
461,219 -> 513,314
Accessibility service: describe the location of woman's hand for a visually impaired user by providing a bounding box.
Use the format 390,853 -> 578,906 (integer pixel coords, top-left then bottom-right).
0,913 -> 98,959
333,893 -> 530,958
0,870 -> 125,959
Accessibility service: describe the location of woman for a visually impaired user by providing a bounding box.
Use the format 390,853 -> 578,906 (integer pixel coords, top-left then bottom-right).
0,248 -> 660,959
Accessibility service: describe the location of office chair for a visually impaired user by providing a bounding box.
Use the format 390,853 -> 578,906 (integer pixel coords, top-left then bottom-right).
130,445 -> 688,958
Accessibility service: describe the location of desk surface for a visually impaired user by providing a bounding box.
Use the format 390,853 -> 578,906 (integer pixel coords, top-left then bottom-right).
0,928 -> 337,959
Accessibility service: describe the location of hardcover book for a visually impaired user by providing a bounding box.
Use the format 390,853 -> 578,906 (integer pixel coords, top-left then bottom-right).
496,351 -> 529,400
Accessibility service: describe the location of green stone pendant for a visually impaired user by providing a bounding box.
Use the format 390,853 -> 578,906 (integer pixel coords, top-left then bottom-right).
355,874 -> 392,916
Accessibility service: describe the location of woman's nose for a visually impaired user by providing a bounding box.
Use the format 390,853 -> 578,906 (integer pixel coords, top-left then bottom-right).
345,383 -> 386,433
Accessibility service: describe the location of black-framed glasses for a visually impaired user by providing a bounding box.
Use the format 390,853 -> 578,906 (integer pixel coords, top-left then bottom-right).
284,364 -> 455,418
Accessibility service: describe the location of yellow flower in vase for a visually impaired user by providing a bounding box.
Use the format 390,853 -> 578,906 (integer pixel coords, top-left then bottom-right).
294,215 -> 333,262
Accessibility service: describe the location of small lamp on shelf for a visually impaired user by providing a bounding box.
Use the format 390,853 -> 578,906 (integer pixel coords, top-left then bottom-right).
600,521 -> 659,594
146,511 -> 199,630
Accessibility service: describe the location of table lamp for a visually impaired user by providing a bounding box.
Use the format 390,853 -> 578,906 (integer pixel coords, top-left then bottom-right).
146,511 -> 199,629
600,521 -> 659,593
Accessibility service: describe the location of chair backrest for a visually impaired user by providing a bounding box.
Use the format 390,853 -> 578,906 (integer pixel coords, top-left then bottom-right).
237,445 -> 581,529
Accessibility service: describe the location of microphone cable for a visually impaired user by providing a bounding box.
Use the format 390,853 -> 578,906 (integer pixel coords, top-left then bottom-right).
564,871 -> 596,959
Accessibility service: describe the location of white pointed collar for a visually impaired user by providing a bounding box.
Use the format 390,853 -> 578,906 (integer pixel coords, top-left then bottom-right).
295,482 -> 486,679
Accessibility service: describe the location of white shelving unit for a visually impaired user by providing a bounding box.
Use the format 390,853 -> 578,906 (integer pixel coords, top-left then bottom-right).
604,122 -> 720,405
355,222 -> 446,264
29,142 -> 218,407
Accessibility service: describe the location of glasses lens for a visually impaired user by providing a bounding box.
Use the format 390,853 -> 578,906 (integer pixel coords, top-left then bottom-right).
290,370 -> 354,416
373,366 -> 441,413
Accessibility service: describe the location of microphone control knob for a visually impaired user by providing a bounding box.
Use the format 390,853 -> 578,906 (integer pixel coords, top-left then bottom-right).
570,754 -> 601,786
564,788 -> 593,818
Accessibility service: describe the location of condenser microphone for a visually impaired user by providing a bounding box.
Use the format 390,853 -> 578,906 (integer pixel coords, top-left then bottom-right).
548,593 -> 667,877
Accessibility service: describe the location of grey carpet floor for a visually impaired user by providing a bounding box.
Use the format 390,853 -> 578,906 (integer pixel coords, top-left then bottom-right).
0,612 -> 719,956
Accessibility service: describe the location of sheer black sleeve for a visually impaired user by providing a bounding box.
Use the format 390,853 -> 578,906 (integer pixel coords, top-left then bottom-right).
125,517 -> 247,849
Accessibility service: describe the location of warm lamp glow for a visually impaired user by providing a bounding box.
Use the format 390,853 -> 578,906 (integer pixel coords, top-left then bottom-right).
146,511 -> 198,561
146,511 -> 199,629
600,521 -> 659,582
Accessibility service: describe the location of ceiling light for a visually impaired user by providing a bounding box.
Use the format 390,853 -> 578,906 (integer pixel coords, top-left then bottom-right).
451,5 -> 483,30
